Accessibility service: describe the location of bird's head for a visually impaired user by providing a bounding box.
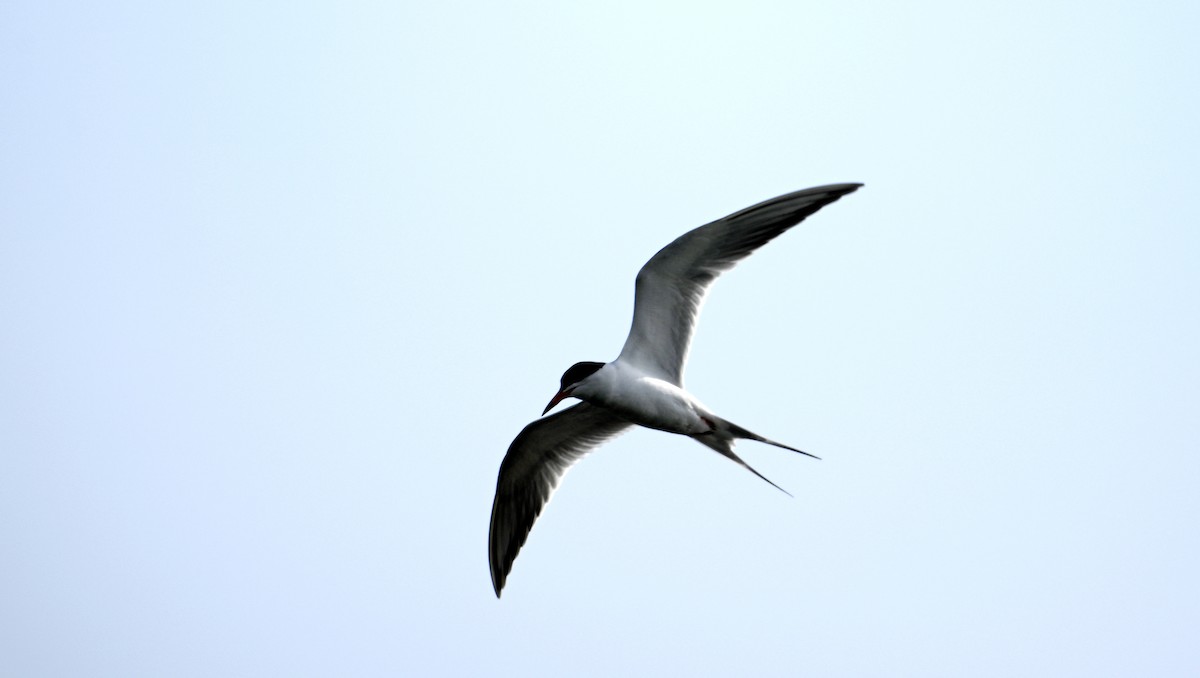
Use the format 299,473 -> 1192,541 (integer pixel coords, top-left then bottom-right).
543,361 -> 606,415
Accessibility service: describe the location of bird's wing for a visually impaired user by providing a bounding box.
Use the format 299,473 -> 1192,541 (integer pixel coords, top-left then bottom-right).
617,183 -> 862,384
488,402 -> 631,597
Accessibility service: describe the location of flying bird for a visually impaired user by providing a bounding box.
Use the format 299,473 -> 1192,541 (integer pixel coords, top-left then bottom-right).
488,183 -> 862,596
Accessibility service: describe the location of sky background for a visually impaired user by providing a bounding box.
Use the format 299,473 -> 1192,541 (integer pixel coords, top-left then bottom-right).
2,1 -> 1198,676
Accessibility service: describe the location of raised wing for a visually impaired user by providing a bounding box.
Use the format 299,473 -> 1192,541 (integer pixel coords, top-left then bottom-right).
617,183 -> 862,384
488,402 -> 631,597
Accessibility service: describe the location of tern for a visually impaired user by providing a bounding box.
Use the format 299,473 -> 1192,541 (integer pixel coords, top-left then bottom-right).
488,183 -> 861,596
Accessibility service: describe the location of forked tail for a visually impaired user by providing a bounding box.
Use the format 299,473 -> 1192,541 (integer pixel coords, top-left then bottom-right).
690,420 -> 819,496
726,422 -> 820,460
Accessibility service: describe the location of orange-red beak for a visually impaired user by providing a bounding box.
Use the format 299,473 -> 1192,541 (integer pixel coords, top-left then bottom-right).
543,389 -> 569,415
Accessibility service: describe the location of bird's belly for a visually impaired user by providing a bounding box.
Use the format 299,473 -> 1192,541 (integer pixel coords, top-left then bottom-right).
592,378 -> 708,436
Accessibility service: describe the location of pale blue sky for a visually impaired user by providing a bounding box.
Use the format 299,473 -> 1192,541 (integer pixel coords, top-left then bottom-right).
2,1 -> 1198,676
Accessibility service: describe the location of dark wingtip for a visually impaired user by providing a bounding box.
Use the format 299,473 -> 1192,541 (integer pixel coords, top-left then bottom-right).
491,568 -> 505,598
718,182 -> 863,227
809,182 -> 863,203
822,182 -> 863,200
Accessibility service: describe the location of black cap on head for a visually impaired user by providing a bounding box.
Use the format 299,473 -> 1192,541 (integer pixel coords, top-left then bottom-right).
560,361 -> 605,390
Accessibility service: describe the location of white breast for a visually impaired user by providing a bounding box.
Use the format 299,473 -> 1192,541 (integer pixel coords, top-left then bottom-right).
573,360 -> 711,435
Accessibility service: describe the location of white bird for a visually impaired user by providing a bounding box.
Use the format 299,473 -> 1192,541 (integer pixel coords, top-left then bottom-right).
488,183 -> 862,596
